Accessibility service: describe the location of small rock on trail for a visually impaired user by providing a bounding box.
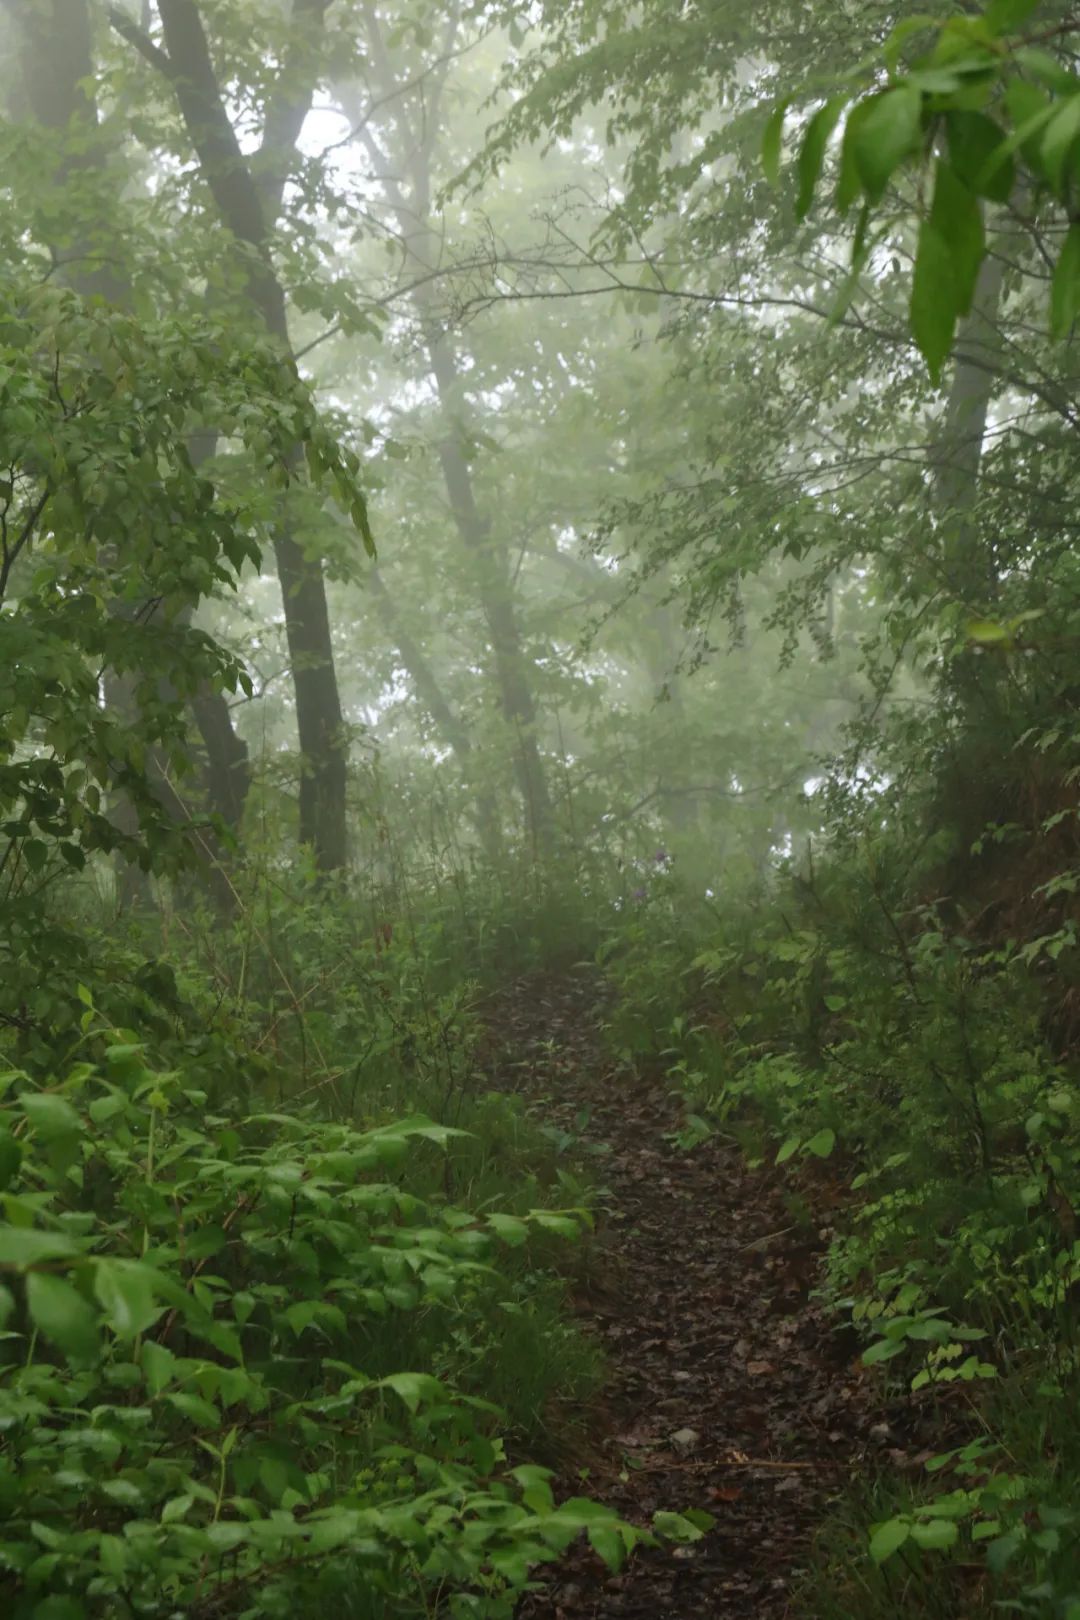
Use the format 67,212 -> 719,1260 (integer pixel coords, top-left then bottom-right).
479,970 -> 887,1620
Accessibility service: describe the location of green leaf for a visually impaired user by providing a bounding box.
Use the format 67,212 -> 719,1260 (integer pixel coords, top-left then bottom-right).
946,111 -> 1015,202
511,1464 -> 556,1514
870,1517 -> 912,1562
19,1091 -> 84,1139
33,1599 -> 86,1620
26,1271 -> 99,1360
905,1317 -> 955,1342
775,1135 -> 801,1165
529,1211 -> 582,1238
379,1371 -> 446,1413
161,1493 -> 195,1524
862,1336 -> 907,1365
349,495 -> 376,558
849,85 -> 923,204
762,98 -> 792,186
88,1093 -> 126,1126
910,1516 -> 959,1552
1040,93 -> 1080,196
984,0 -> 1040,31
883,15 -> 940,71
980,85 -> 1054,186
487,1212 -> 530,1246
21,838 -> 49,872
836,101 -> 872,211
911,217 -> 958,385
0,1225 -> 81,1267
1015,48 -> 1080,95
796,97 -> 848,220
1051,224 -> 1080,338
588,1523 -> 627,1569
986,1528 -> 1024,1572
653,1510 -> 706,1543
681,1507 -> 716,1532
140,1339 -> 177,1395
166,1391 -> 221,1428
804,1128 -> 836,1158
830,204 -> 872,320
930,160 -> 985,316
93,1259 -> 162,1338
966,618 -> 1011,644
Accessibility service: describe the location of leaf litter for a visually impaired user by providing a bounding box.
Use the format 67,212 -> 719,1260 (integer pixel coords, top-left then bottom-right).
479,970 -> 894,1619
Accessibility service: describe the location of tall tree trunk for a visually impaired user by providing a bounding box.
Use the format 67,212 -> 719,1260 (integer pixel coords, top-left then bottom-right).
368,570 -> 502,857
640,598 -> 701,846
931,247 -> 1008,610
928,215 -> 1021,724
341,13 -> 555,856
424,333 -> 555,855
118,0 -> 349,873
3,0 -> 127,303
8,0 -> 251,899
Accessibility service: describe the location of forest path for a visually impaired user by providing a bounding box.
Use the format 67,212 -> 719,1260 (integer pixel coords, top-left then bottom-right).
480,970 -> 886,1620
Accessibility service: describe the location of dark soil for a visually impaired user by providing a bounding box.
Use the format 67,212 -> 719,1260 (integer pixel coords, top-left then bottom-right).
479,970 -> 895,1620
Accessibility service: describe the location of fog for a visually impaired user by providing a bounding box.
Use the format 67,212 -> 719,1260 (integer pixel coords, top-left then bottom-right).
2,5 -> 1075,1618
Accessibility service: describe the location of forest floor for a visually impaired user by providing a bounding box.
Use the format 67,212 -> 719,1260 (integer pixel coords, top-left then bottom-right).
480,971 -> 894,1620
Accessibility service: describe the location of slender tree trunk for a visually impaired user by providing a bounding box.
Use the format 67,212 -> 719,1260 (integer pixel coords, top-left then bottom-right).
130,0 -> 348,873
424,335 -> 555,854
368,570 -> 502,857
640,597 -> 702,845
338,23 -> 555,854
931,247 -> 1009,610
928,215 -> 1022,722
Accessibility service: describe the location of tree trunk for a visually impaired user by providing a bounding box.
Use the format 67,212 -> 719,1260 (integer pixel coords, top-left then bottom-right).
338,24 -> 555,854
8,0 -> 251,900
424,336 -> 555,855
368,570 -> 502,857
147,0 -> 348,873
931,246 -> 1009,610
640,597 -> 702,846
3,0 -> 128,304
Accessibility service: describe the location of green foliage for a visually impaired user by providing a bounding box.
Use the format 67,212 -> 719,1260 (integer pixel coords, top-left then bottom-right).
0,273 -> 366,881
0,1008 -> 639,1618
12,0 -> 1080,1615
766,0 -> 1080,377
600,662 -> 1080,1612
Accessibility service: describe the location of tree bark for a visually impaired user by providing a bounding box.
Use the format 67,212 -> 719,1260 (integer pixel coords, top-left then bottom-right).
931,245 -> 1009,610
138,0 -> 348,873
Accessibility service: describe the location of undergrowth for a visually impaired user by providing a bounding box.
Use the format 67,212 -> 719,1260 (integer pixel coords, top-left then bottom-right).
600,727 -> 1080,1620
0,858 -> 711,1619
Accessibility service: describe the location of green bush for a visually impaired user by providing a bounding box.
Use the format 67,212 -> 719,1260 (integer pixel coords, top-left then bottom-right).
0,1007 -> 639,1618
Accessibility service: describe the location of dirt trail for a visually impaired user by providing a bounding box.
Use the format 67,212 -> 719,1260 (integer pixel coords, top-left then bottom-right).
481,971 -> 887,1619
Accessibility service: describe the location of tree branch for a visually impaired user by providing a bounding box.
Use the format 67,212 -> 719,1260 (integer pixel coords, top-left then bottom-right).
106,5 -> 174,77
255,0 -> 333,219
